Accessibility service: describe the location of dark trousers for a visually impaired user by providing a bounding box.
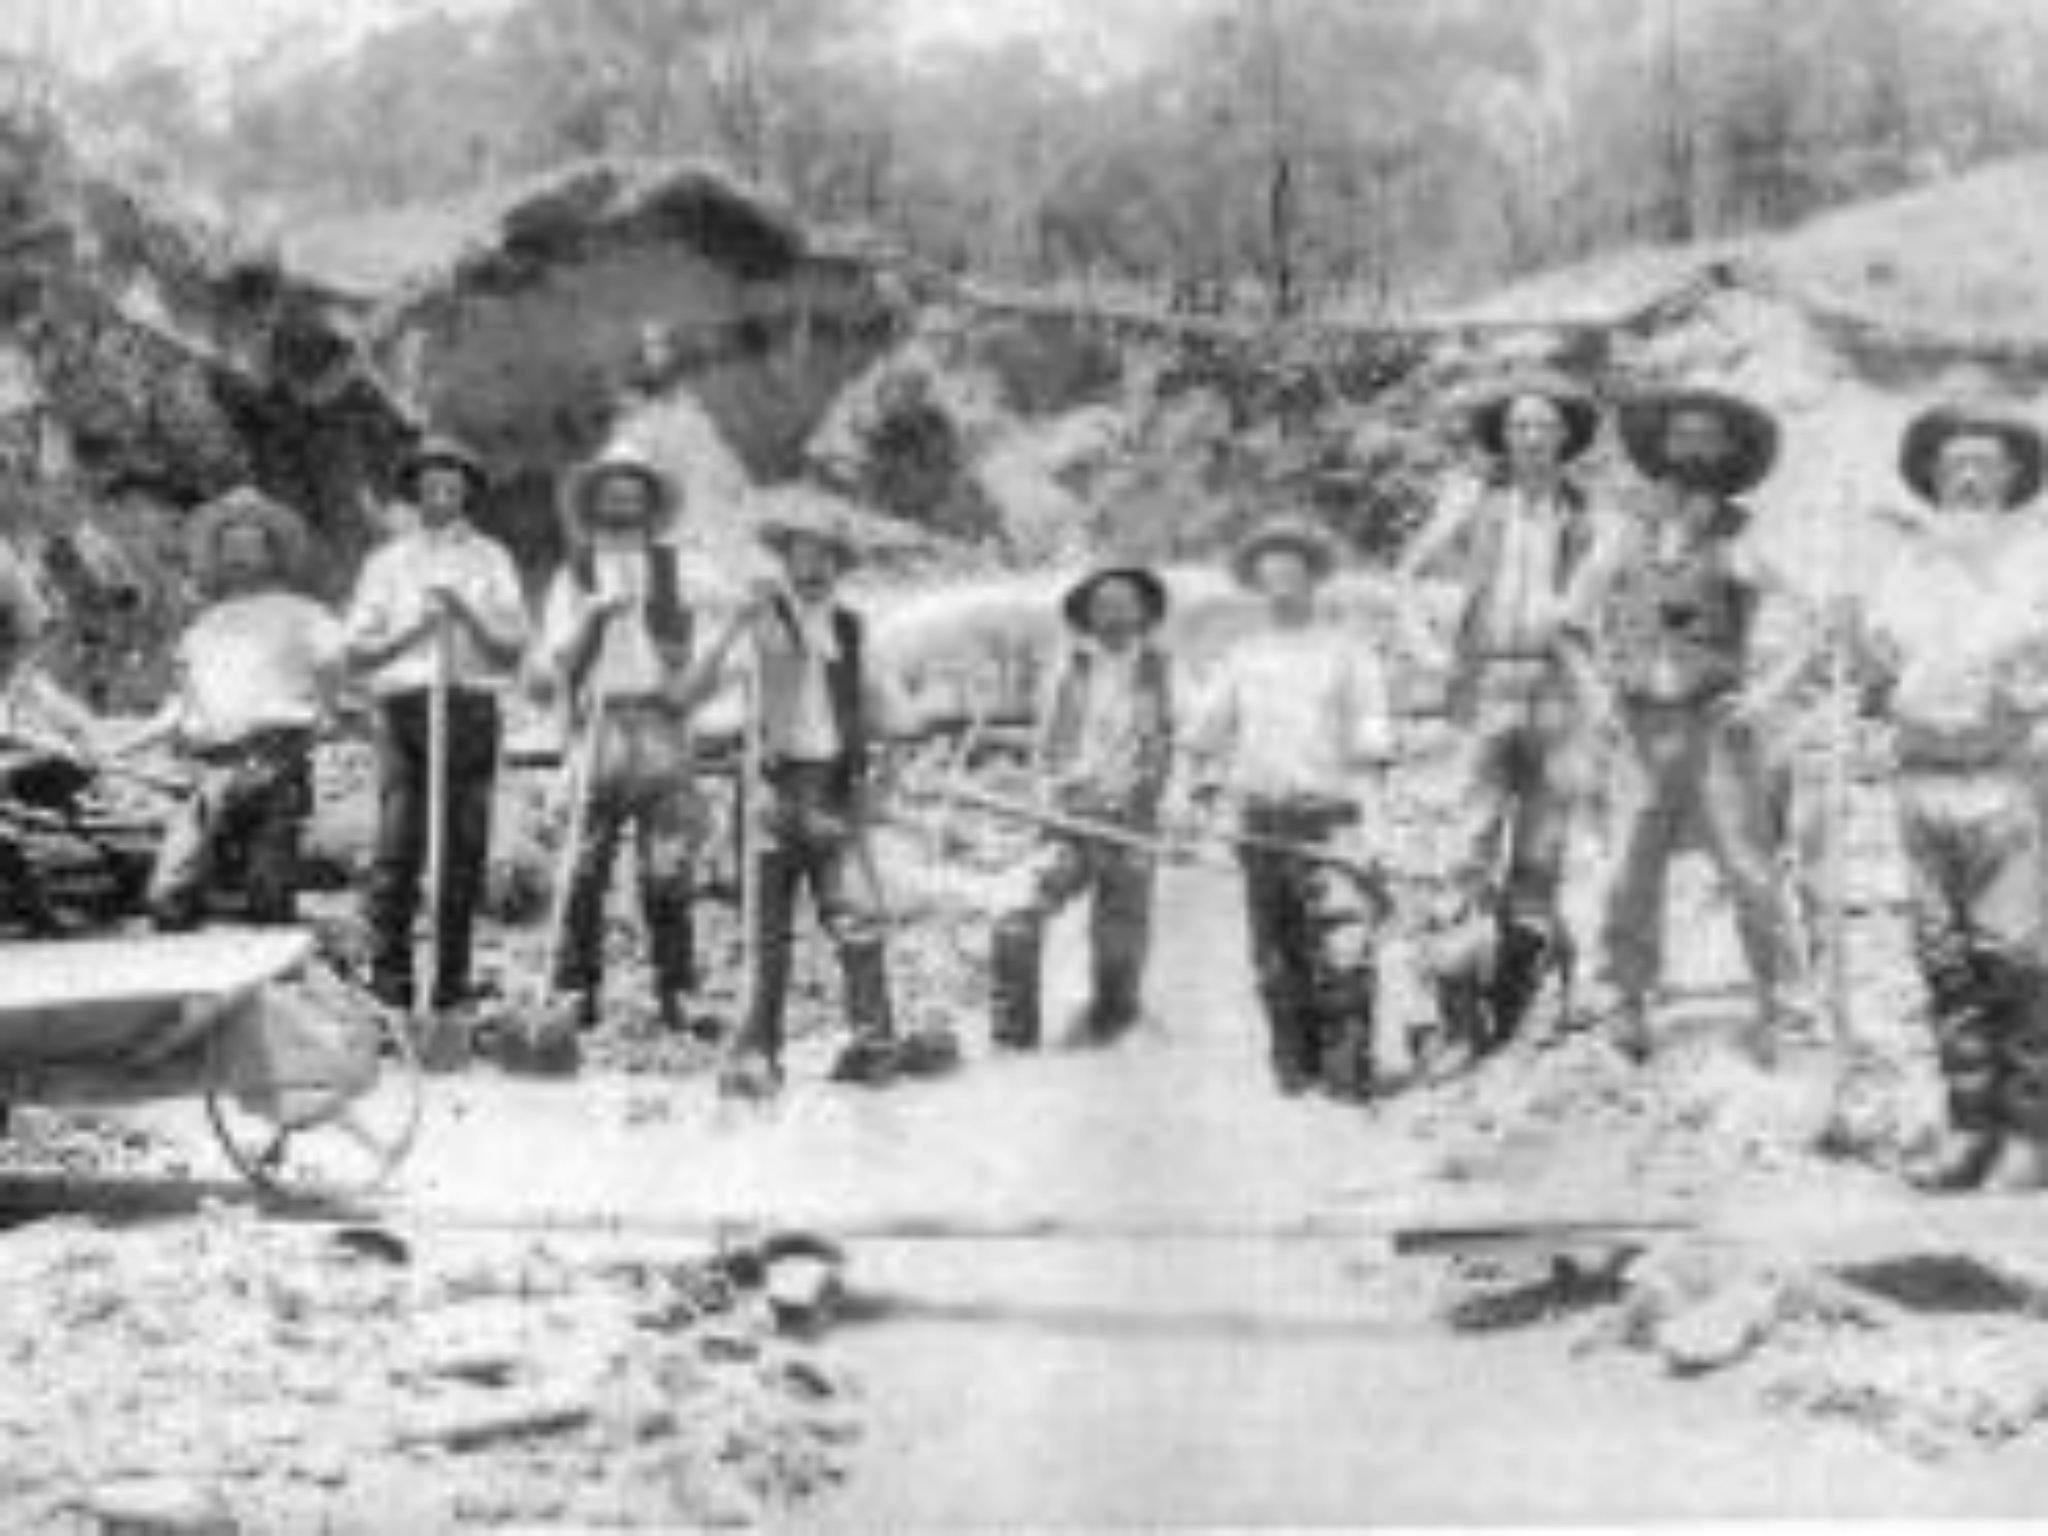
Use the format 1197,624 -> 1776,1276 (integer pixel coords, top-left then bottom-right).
1900,765 -> 2048,1137
552,706 -> 705,1006
991,829 -> 1156,1048
365,689 -> 500,1009
1237,798 -> 1378,1095
150,729 -> 314,930
731,762 -> 893,1062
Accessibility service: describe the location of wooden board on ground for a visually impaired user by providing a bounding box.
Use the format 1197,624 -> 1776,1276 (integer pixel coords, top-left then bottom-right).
0,929 -> 312,1068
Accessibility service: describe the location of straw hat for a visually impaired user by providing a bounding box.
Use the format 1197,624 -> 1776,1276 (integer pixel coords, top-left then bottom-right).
1899,400 -> 2047,511
560,443 -> 681,543
1229,514 -> 1346,589
1618,386 -> 1781,498
1463,368 -> 1601,464
185,485 -> 311,591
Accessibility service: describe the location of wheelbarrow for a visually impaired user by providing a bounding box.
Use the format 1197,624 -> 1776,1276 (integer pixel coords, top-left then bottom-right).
0,928 -> 423,1202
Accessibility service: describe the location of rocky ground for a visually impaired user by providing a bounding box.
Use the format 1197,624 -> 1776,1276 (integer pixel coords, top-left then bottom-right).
8,740 -> 2048,1527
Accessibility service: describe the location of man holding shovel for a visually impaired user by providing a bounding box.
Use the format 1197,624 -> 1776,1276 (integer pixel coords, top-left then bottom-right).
1185,514 -> 1394,1100
536,444 -> 707,1052
346,436 -> 529,1030
690,491 -> 933,1100
990,565 -> 1177,1051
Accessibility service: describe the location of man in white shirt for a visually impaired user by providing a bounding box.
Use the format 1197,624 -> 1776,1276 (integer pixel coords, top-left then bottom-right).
540,444 -> 705,1042
1847,399 -> 2048,1192
1187,516 -> 1394,1099
1402,370 -> 1605,1061
346,435 -> 530,1013
118,487 -> 342,929
991,565 -> 1176,1050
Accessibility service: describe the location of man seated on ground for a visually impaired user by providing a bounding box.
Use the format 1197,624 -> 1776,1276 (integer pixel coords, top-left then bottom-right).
112,487 -> 343,929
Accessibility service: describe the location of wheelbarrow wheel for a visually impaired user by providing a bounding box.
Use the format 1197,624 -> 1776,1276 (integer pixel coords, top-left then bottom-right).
203,999 -> 426,1204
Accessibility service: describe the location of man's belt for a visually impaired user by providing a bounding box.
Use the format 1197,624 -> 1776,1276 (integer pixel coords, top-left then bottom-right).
188,726 -> 313,767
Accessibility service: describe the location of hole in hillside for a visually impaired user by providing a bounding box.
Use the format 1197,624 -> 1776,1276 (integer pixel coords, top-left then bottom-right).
1833,1254 -> 2048,1318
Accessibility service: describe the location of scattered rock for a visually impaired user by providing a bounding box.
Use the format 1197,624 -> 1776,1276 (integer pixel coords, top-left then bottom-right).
80,1477 -> 238,1535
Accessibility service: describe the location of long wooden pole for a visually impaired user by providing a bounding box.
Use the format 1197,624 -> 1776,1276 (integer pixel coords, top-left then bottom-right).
418,617 -> 452,1033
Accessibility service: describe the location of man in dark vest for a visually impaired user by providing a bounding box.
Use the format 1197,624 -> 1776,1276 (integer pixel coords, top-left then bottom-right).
701,492 -> 921,1099
540,444 -> 705,1040
1580,386 -> 1808,1065
1402,369 -> 1605,1064
991,565 -> 1176,1050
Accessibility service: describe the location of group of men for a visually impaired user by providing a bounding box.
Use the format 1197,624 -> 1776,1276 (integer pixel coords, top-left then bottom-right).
981,368 -> 2048,1198
8,363 -> 2048,1196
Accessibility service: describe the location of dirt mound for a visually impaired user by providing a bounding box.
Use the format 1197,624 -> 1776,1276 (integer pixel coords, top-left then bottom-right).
343,158 -> 909,573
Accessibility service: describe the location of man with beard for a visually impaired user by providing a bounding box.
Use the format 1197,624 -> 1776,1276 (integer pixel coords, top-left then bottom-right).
540,444 -> 706,1042
1578,387 -> 1811,1065
1402,370 -> 1606,1066
1846,399 -> 2048,1191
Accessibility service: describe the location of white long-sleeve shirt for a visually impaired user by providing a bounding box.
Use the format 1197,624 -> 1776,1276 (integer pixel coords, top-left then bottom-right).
1188,620 -> 1394,803
345,521 -> 529,697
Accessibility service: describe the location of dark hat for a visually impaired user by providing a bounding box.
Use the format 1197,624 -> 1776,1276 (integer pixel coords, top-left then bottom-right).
1061,565 -> 1169,635
755,486 -> 862,569
1229,515 -> 1346,589
1619,387 -> 1781,497
560,443 -> 680,544
185,486 -> 311,591
1899,401 -> 2047,511
402,433 -> 488,500
1464,369 -> 1601,463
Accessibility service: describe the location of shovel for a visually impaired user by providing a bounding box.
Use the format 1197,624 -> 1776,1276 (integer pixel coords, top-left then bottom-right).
413,615 -> 469,1073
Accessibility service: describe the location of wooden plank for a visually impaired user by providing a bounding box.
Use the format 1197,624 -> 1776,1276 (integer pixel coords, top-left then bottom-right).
0,929 -> 310,1014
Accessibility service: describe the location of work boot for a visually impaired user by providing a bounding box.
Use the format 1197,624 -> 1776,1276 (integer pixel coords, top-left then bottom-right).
895,1026 -> 964,1079
1908,1126 -> 2003,1194
1983,1134 -> 2048,1194
829,1031 -> 901,1086
990,918 -> 1044,1050
1489,919 -> 1555,1048
1604,992 -> 1655,1066
718,1050 -> 783,1102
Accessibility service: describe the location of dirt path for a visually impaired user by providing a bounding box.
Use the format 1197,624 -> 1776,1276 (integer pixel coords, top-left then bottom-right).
109,866 -> 2048,1525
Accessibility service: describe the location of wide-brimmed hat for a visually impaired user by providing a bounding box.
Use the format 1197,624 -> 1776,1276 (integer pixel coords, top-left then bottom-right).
1463,369 -> 1601,464
1899,401 -> 2047,511
184,486 -> 311,590
1229,515 -> 1346,589
560,443 -> 680,543
401,433 -> 488,501
1618,387 -> 1781,497
755,486 -> 863,569
1061,565 -> 1169,635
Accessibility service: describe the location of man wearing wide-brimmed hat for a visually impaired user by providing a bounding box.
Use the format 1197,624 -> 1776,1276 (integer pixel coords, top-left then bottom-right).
1402,367 -> 1606,1063
990,564 -> 1177,1052
1186,514 -> 1392,1099
538,443 -> 707,1046
345,433 -> 530,1014
1842,396 -> 2048,1191
116,485 -> 343,929
688,489 -> 928,1097
1579,384 -> 1809,1066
